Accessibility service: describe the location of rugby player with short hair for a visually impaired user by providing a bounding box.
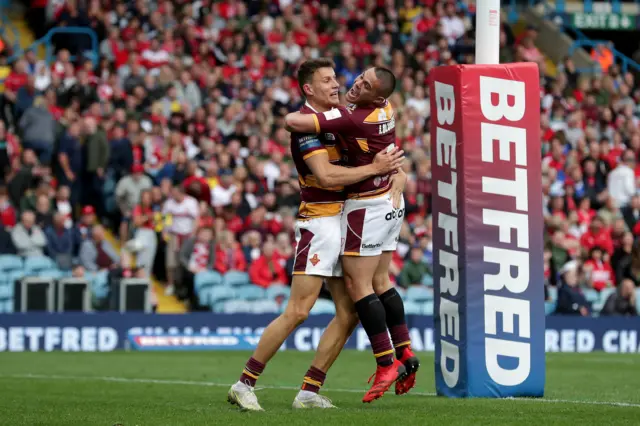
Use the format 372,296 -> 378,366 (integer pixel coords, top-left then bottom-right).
228,59 -> 405,411
284,67 -> 419,403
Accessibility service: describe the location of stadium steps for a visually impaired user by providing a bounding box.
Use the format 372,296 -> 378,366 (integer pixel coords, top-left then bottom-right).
511,19 -> 558,78
103,230 -> 187,313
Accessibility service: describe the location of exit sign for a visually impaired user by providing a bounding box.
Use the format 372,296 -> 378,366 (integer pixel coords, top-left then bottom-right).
571,13 -> 636,30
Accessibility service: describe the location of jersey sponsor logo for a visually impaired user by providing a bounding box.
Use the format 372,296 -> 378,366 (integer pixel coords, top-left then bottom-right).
385,208 -> 405,221
309,253 -> 321,266
323,109 -> 342,120
378,117 -> 396,134
299,137 -> 323,152
325,133 -> 335,140
361,242 -> 382,249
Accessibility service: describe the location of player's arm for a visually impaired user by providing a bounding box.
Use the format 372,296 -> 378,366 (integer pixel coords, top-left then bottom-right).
389,168 -> 408,209
305,148 -> 404,188
285,107 -> 354,134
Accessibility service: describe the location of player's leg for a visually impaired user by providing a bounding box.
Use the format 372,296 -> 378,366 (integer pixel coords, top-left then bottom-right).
229,274 -> 323,411
293,277 -> 359,408
373,251 -> 420,395
230,217 -> 331,411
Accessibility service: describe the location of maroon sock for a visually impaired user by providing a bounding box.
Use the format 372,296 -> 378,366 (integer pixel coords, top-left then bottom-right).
370,332 -> 395,366
239,357 -> 265,387
301,366 -> 326,394
389,324 -> 411,359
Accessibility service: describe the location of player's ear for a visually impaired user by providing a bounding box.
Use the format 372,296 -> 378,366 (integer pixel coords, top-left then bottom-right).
303,83 -> 314,97
374,96 -> 386,106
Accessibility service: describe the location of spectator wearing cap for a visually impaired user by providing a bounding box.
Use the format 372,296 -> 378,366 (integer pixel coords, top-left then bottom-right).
179,223 -> 216,307
75,205 -> 97,248
601,278 -> 638,317
45,212 -> 81,271
12,210 -> 47,258
18,96 -> 56,165
56,120 -> 84,206
398,246 -> 433,289
115,164 -> 153,241
249,240 -> 287,289
555,261 -> 591,316
608,150 -> 636,209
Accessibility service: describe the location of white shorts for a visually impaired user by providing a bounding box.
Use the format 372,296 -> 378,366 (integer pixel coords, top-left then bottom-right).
341,194 -> 405,257
293,215 -> 343,277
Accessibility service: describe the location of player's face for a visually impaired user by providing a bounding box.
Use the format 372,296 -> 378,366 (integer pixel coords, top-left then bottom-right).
310,67 -> 340,108
346,68 -> 381,105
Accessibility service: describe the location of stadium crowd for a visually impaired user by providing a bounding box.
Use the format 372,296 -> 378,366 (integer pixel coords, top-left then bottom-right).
0,0 -> 637,316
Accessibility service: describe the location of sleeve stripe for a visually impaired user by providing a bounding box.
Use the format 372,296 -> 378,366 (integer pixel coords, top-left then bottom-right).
312,114 -> 320,133
302,148 -> 328,160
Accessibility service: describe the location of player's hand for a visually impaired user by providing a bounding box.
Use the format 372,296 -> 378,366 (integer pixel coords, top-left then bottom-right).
390,169 -> 407,209
373,147 -> 404,175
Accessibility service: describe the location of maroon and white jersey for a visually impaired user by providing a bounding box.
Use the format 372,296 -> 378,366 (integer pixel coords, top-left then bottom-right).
311,100 -> 397,198
290,103 -> 346,219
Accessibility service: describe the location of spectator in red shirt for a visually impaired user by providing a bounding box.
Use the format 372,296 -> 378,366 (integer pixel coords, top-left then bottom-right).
580,216 -> 614,256
215,229 -> 247,275
249,240 -> 287,289
583,246 -> 615,292
0,185 -> 16,229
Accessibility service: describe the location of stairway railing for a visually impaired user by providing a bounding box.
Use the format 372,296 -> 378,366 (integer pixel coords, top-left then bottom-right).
507,0 -> 640,74
0,0 -> 21,53
6,26 -> 99,67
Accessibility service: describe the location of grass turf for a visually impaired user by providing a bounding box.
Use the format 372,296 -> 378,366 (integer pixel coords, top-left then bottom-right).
0,351 -> 638,425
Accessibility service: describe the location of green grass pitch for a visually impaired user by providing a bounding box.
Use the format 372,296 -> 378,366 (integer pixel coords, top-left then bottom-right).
0,351 -> 638,425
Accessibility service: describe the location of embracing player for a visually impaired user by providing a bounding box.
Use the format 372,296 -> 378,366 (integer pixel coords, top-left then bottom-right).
285,67 -> 419,403
228,59 -> 404,411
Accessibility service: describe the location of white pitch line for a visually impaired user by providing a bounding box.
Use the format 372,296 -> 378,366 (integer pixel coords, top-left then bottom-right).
3,374 -> 640,409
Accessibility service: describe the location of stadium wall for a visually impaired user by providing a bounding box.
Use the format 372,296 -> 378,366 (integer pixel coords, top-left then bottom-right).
0,314 -> 639,354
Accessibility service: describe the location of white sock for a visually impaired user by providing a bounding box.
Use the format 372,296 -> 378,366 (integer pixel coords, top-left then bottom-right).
298,390 -> 318,399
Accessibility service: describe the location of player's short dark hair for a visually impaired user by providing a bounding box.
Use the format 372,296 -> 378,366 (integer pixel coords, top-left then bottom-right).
374,67 -> 396,99
297,58 -> 336,96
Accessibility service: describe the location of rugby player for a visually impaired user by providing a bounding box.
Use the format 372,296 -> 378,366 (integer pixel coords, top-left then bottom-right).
284,67 -> 419,403
228,59 -> 405,411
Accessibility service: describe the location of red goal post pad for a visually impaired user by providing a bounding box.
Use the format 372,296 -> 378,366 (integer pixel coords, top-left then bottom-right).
429,63 -> 545,398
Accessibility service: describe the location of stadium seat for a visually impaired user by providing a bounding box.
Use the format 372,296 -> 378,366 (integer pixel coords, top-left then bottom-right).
251,299 -> 280,314
266,284 -> 291,300
583,289 -> 599,305
24,256 -> 56,275
406,286 -> 433,303
421,274 -> 434,287
422,301 -> 434,315
0,255 -> 23,273
37,269 -> 64,280
8,270 -> 25,285
222,300 -> 254,314
593,287 -> 616,314
403,301 -> 422,316
544,302 -> 556,316
223,271 -> 250,287
194,271 -> 223,295
0,282 -> 13,300
395,287 -> 407,299
234,285 -> 266,301
0,299 -> 12,313
310,299 -> 336,315
205,286 -> 236,307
